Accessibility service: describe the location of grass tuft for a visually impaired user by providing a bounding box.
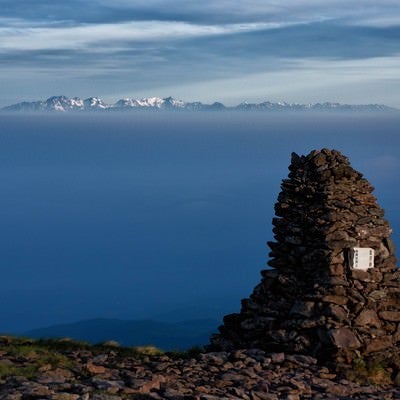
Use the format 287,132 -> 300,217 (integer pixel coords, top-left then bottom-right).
346,357 -> 392,385
0,362 -> 37,379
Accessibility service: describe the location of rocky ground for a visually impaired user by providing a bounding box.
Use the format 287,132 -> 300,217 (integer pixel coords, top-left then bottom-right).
0,337 -> 399,400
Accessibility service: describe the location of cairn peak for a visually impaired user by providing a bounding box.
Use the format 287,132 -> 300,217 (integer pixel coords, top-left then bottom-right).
210,149 -> 400,373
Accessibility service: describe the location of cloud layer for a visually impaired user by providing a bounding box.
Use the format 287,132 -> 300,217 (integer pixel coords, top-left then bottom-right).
1,1 -> 400,107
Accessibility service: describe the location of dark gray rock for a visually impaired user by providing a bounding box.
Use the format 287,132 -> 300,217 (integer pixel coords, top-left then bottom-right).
329,328 -> 361,349
210,149 -> 400,373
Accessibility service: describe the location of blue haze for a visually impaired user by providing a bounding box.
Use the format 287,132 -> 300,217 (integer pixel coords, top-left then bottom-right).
0,113 -> 399,332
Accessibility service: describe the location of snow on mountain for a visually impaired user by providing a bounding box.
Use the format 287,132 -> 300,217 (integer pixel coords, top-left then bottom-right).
136,97 -> 165,108
163,96 -> 185,109
83,97 -> 108,110
113,97 -> 184,109
45,96 -> 84,111
113,97 -> 167,109
1,96 -> 397,113
114,98 -> 135,109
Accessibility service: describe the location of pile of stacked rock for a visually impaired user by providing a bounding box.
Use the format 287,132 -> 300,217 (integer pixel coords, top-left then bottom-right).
210,149 -> 400,372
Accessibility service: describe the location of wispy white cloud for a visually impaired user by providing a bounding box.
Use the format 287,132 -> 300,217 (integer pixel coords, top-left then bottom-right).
3,0 -> 399,27
350,15 -> 400,28
0,19 -> 289,51
142,56 -> 400,107
96,0 -> 400,26
0,1 -> 399,106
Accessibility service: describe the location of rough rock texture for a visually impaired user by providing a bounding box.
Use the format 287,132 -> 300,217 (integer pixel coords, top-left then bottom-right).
210,149 -> 400,372
1,338 -> 400,399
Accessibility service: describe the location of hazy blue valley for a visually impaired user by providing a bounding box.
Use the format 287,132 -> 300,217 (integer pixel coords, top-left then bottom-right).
1,112 -> 399,347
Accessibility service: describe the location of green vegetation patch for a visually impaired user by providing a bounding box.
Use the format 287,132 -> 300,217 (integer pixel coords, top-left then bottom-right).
0,361 -> 37,379
346,357 -> 393,385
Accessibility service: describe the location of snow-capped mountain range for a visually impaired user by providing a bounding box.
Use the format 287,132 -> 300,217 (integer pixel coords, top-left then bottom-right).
2,96 -> 397,113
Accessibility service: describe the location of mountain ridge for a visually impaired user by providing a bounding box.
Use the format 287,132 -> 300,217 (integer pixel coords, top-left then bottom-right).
23,317 -> 219,351
2,95 -> 397,113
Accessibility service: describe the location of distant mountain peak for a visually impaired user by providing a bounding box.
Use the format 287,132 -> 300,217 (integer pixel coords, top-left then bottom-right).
83,97 -> 108,109
2,96 -> 397,113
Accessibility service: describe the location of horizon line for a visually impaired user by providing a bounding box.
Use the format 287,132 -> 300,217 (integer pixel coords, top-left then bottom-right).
2,95 -> 398,113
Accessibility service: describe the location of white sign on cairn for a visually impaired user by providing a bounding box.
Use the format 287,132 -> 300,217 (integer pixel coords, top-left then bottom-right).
349,247 -> 374,270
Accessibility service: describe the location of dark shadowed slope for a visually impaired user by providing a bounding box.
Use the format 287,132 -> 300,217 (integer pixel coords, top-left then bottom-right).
24,318 -> 219,350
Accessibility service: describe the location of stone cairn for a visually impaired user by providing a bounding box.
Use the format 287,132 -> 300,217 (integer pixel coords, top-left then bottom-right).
210,149 -> 400,372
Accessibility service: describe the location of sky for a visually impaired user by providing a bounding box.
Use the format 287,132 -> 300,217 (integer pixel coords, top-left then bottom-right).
1,1 -> 400,107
